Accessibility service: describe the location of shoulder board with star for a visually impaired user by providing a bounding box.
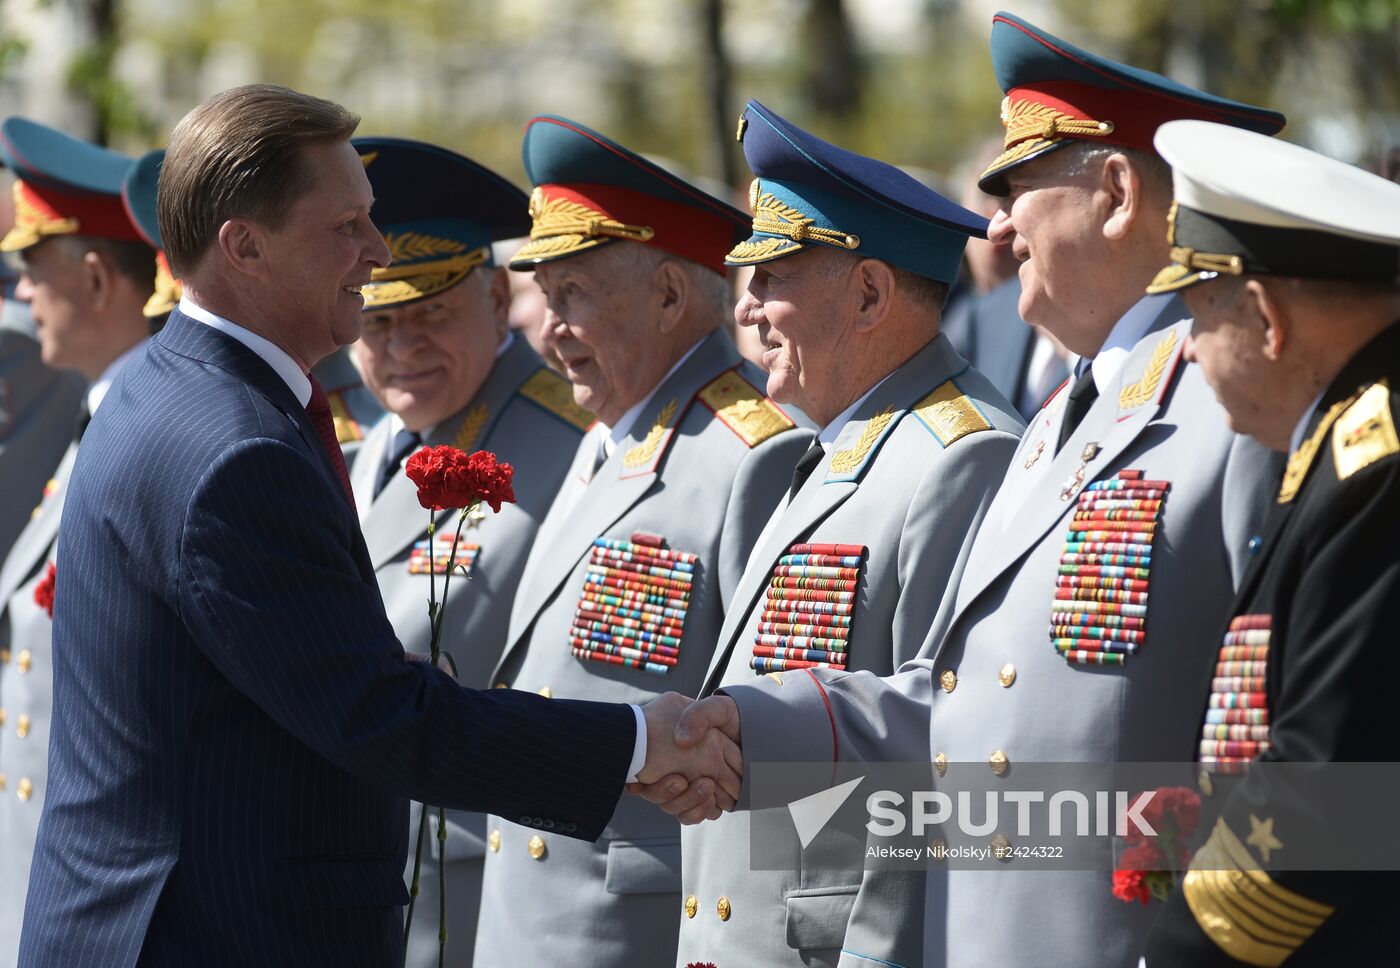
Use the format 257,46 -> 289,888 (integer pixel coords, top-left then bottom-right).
516,368 -> 595,433
1330,379 -> 1399,484
696,367 -> 797,448
909,377 -> 994,448
1117,324 -> 1188,416
324,389 -> 365,443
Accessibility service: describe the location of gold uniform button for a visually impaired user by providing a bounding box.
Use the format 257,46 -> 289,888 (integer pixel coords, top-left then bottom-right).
0,773 -> 6,791
684,895 -> 698,919
934,753 -> 947,777
17,778 -> 32,802
716,896 -> 731,921
1198,769 -> 1214,798
998,663 -> 1017,688
16,714 -> 29,739
488,829 -> 501,852
989,749 -> 1009,775
527,835 -> 546,860
991,834 -> 1012,860
537,686 -> 552,698
939,670 -> 957,693
493,682 -> 508,689
0,708 -> 6,726
16,650 -> 31,674
0,649 -> 9,664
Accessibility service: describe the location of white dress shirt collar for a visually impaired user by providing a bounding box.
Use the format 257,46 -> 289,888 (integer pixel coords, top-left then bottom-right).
595,337 -> 705,457
1088,293 -> 1175,395
85,340 -> 146,416
179,296 -> 312,407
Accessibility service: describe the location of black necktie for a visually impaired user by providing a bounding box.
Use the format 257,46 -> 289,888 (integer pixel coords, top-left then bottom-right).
374,428 -> 422,499
73,405 -> 91,444
1056,368 -> 1099,453
787,440 -> 826,501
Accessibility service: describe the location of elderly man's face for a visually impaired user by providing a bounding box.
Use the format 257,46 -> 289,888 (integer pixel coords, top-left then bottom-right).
261,140 -> 389,361
1181,279 -> 1283,449
735,247 -> 854,424
535,244 -> 665,425
987,151 -> 1116,356
356,268 -> 508,433
16,239 -> 98,374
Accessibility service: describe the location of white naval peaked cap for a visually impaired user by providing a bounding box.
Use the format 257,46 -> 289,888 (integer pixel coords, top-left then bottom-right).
1147,119 -> 1400,294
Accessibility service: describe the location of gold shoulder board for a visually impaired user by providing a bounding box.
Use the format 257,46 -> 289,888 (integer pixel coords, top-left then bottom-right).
1332,379 -> 1399,483
518,369 -> 595,432
697,369 -> 796,448
911,379 -> 993,447
325,391 -> 364,443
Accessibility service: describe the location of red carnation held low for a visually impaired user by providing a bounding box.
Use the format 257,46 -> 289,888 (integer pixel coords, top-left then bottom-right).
33,562 -> 56,618
404,445 -> 516,513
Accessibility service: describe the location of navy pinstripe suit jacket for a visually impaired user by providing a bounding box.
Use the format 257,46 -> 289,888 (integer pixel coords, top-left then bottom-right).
18,310 -> 635,967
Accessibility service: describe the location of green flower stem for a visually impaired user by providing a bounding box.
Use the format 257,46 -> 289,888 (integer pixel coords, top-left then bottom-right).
437,804 -> 448,968
402,799 -> 431,966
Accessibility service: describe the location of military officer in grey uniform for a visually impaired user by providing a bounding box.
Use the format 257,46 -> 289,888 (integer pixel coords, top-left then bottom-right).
0,118 -> 155,965
345,136 -> 593,968
674,100 -> 1024,968
471,114 -> 812,968
653,15 -> 1295,968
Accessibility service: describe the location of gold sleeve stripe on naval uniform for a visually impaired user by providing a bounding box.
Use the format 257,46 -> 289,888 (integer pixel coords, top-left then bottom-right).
517,368 -> 596,432
696,368 -> 796,448
1183,818 -> 1334,967
1332,379 -> 1399,483
911,379 -> 993,448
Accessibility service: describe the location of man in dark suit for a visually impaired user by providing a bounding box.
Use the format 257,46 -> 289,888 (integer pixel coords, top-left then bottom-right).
18,84 -> 738,968
1142,122 -> 1400,966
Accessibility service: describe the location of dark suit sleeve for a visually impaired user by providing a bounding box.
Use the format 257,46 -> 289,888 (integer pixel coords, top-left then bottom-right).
1145,454 -> 1400,966
177,435 -> 635,840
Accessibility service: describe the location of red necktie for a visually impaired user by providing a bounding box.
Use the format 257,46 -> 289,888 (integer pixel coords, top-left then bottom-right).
306,375 -> 357,513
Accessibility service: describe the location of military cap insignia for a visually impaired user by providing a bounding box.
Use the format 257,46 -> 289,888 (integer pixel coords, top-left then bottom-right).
910,378 -> 993,447
1049,469 -> 1170,665
1198,614 -> 1271,773
621,398 -> 680,476
407,537 -> 479,577
826,406 -> 899,481
1331,380 -> 1398,483
569,532 -> 697,675
1118,329 -> 1182,412
750,543 -> 867,673
517,369 -> 595,432
697,368 -> 796,448
1182,817 -> 1334,965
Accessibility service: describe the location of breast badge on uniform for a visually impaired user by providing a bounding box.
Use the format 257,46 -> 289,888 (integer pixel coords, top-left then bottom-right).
407,537 -> 480,577
1198,614 -> 1271,774
750,542 -> 867,673
569,532 -> 697,674
1050,469 -> 1170,665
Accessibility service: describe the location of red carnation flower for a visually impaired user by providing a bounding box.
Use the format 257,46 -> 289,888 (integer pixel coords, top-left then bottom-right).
1112,867 -> 1151,905
404,446 -> 515,513
33,562 -> 55,618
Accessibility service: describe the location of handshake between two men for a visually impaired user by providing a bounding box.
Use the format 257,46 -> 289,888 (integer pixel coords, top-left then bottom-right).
633,694 -> 745,824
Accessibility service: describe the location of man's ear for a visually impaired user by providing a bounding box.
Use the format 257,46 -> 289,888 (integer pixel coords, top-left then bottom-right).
1245,278 -> 1288,362
80,249 -> 112,313
487,266 -> 512,340
851,258 -> 896,334
216,218 -> 271,280
1101,153 -> 1144,242
655,258 -> 689,335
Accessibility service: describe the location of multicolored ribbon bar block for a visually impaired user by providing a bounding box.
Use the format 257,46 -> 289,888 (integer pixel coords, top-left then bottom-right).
1048,469 -> 1169,665
751,542 -> 867,673
569,532 -> 697,676
1199,613 -> 1271,775
407,538 -> 480,576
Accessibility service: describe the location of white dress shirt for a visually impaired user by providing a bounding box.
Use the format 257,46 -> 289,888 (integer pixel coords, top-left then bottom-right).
1089,293 -> 1176,394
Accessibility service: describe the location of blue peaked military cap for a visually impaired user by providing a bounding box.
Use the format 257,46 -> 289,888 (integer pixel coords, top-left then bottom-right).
727,99 -> 988,283
511,114 -> 748,274
979,11 -> 1286,195
0,116 -> 145,252
120,149 -> 180,318
353,136 -> 530,309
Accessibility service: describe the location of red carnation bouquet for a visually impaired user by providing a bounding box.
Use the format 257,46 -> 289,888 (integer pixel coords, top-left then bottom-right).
401,445 -> 515,967
33,562 -> 56,618
1111,786 -> 1201,905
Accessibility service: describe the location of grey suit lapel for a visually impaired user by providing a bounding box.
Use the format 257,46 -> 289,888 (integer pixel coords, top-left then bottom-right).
361,339 -> 542,570
0,442 -> 76,601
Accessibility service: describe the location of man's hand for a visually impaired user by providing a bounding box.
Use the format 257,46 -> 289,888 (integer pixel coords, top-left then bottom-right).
628,695 -> 742,824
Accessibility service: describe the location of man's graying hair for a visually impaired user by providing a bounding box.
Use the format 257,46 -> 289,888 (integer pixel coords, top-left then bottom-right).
157,84 -> 360,276
1056,141 -> 1173,197
609,240 -> 734,319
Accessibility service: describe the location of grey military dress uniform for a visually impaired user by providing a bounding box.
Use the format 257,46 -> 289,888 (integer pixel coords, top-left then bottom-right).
0,432 -> 78,966
722,300 -> 1280,968
348,337 -> 592,968
312,344 -> 384,468
677,334 -> 1023,968
472,329 -> 812,968
0,294 -> 84,559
